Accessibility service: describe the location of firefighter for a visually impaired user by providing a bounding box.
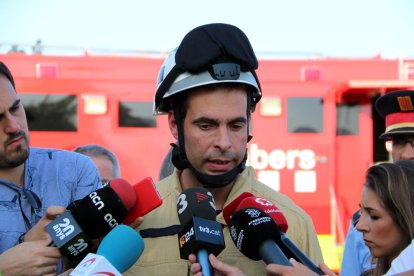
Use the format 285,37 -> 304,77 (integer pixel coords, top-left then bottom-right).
341,89 -> 414,275
124,23 -> 323,275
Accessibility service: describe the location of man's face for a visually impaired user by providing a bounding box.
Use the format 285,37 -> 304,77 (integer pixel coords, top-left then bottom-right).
90,155 -> 115,185
173,87 -> 249,176
390,135 -> 414,161
0,75 -> 30,168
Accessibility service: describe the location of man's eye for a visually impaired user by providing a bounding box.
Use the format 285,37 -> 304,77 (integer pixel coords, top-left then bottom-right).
199,124 -> 211,130
10,105 -> 20,112
393,139 -> 405,146
231,124 -> 243,130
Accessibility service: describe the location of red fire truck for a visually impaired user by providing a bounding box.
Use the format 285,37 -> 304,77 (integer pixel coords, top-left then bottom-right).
2,48 -> 414,270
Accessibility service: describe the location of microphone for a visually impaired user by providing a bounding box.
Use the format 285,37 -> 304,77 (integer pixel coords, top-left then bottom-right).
177,187 -> 225,276
123,177 -> 163,225
222,192 -> 254,225
237,196 -> 323,275
224,206 -> 292,266
70,224 -> 144,275
236,196 -> 288,233
45,178 -> 136,261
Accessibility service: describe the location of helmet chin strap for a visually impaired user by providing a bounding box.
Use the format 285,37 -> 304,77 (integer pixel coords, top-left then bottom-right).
170,143 -> 247,189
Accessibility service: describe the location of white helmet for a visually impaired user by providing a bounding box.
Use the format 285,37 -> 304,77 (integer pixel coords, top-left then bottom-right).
153,23 -> 262,115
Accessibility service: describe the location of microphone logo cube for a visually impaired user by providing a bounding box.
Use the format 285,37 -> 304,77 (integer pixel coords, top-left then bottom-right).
46,211 -> 82,247
46,211 -> 92,260
178,216 -> 225,259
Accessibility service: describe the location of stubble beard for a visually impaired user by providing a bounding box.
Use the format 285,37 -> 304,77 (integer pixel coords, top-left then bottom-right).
0,133 -> 30,169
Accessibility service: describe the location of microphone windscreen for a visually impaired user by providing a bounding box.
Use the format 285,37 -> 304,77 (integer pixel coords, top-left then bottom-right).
97,225 -> 145,273
222,192 -> 255,226
229,207 -> 282,260
68,186 -> 128,238
237,196 -> 288,233
109,178 -> 136,210
177,187 -> 216,225
123,177 -> 163,225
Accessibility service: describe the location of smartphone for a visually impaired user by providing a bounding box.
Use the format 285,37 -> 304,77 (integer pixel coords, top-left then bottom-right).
123,177 -> 163,225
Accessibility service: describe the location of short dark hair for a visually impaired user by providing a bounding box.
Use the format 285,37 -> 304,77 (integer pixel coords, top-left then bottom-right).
73,144 -> 121,178
0,62 -> 16,89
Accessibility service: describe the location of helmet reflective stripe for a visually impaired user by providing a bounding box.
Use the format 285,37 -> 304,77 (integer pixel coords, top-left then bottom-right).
156,49 -> 176,88
153,49 -> 261,115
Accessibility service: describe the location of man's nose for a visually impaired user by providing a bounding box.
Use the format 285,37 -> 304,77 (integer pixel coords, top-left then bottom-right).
3,114 -> 21,134
214,127 -> 232,151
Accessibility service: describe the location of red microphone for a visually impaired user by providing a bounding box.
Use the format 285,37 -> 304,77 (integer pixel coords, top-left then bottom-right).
109,178 -> 136,211
222,192 -> 254,226
123,177 -> 163,225
237,196 -> 288,233
236,196 -> 323,275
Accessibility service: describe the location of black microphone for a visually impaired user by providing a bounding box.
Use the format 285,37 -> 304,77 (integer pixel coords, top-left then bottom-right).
226,207 -> 292,266
176,187 -> 225,276
237,197 -> 324,275
45,178 -> 136,262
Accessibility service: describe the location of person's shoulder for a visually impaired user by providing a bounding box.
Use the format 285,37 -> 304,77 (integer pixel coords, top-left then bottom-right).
29,147 -> 63,160
30,147 -> 79,157
154,173 -> 178,199
30,147 -> 93,165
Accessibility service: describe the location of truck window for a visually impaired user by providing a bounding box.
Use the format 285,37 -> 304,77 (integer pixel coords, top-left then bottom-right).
287,97 -> 323,133
119,101 -> 156,128
20,94 -> 77,131
336,103 -> 359,135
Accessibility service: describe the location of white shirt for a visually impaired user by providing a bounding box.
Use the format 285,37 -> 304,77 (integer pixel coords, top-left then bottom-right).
385,239 -> 414,275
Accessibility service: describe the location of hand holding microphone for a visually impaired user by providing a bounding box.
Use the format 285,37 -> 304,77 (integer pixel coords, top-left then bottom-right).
266,260 -> 336,276
238,197 -> 322,275
45,178 -> 137,262
176,187 -> 225,276
223,194 -> 323,275
23,205 -> 66,242
189,253 -> 247,276
0,239 -> 61,276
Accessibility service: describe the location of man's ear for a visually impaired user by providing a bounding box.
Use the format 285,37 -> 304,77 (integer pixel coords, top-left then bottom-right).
168,111 -> 179,139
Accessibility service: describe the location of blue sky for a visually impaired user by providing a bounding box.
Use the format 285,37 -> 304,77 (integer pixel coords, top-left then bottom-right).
1,0 -> 413,58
